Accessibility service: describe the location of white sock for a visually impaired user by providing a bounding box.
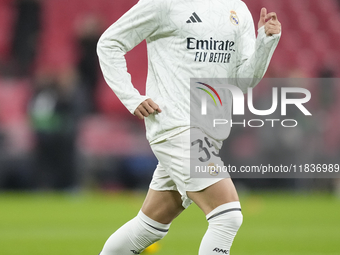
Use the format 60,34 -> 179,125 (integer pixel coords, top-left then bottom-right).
100,211 -> 170,255
199,202 -> 243,255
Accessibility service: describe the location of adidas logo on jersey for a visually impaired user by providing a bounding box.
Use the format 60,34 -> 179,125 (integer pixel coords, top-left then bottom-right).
186,12 -> 202,23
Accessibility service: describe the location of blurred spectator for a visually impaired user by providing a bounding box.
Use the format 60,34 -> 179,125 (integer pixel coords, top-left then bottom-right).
75,15 -> 102,113
29,68 -> 86,189
11,0 -> 42,76
0,78 -> 34,189
317,66 -> 336,110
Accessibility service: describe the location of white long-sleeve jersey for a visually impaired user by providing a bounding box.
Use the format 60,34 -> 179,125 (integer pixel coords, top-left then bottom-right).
97,0 -> 281,144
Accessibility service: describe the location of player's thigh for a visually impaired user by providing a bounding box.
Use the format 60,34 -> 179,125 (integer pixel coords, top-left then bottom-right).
187,178 -> 239,216
141,188 -> 185,224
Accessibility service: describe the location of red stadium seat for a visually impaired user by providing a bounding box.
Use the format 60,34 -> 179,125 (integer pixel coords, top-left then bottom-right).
0,79 -> 31,124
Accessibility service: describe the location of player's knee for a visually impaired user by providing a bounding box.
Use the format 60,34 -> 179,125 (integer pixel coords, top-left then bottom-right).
206,202 -> 243,233
210,210 -> 243,234
227,210 -> 243,231
151,228 -> 168,241
138,211 -> 170,241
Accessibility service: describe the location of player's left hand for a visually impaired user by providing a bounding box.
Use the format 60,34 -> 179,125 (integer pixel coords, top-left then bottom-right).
258,7 -> 281,36
134,98 -> 162,120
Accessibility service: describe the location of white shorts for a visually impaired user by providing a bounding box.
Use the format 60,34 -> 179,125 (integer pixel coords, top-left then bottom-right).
150,128 -> 228,208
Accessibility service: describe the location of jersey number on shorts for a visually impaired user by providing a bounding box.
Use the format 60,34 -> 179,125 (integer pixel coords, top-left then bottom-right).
191,137 -> 220,162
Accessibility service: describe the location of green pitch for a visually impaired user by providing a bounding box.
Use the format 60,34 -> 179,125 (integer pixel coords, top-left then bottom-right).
0,191 -> 339,255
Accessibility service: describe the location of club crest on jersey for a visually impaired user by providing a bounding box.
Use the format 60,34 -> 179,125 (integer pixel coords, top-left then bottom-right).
230,10 -> 239,25
208,163 -> 219,176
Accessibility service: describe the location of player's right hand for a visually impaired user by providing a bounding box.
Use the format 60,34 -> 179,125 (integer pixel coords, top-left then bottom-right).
258,7 -> 281,36
134,98 -> 162,119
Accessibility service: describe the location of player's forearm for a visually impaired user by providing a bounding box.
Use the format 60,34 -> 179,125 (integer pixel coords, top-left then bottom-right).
96,0 -> 159,114
236,26 -> 281,92
97,36 -> 149,114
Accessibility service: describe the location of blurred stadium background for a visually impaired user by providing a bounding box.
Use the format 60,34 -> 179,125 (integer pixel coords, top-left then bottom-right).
0,0 -> 339,254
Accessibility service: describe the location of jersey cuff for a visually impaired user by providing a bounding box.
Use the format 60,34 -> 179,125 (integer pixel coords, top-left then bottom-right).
257,25 -> 281,46
257,26 -> 281,39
